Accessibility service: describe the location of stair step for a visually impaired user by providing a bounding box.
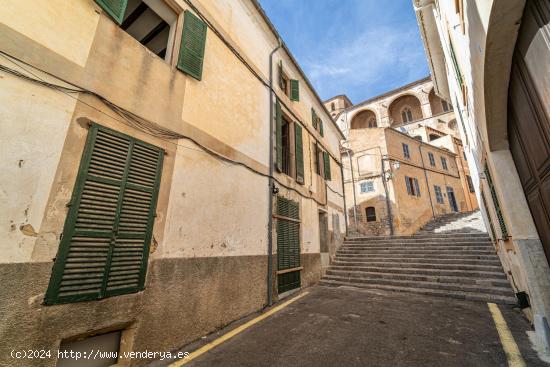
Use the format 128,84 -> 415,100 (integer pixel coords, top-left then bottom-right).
322,274 -> 514,296
336,254 -> 499,262
341,246 -> 493,251
344,239 -> 491,245
325,269 -> 511,287
318,279 -> 516,305
346,234 -> 489,241
330,265 -> 507,279
338,250 -> 496,257
334,257 -> 502,266
332,260 -> 503,271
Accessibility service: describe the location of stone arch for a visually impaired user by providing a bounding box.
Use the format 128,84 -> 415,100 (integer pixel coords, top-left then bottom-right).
484,0 -> 526,151
429,88 -> 452,116
388,94 -> 423,126
350,109 -> 377,129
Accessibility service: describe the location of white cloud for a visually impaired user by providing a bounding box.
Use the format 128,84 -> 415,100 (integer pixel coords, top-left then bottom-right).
304,25 -> 428,102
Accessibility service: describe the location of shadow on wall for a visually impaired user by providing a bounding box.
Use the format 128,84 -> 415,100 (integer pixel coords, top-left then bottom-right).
347,195 -> 394,236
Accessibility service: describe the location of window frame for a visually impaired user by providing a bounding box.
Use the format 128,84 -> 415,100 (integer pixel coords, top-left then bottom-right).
365,207 -> 377,222
402,143 -> 411,159
428,152 -> 436,167
360,181 -> 375,193
441,157 -> 448,170
434,185 -> 444,204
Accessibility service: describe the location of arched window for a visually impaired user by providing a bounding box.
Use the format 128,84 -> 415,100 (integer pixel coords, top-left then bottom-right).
401,107 -> 413,123
331,102 -> 335,111
367,117 -> 377,128
448,119 -> 458,130
365,207 -> 376,222
441,99 -> 452,112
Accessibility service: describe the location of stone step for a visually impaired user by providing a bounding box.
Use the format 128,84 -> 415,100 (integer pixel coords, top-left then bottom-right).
330,264 -> 508,279
325,269 -> 511,287
342,241 -> 492,248
318,279 -> 516,305
322,274 -> 515,296
336,253 -> 499,261
332,260 -> 503,272
334,256 -> 501,266
346,235 -> 489,242
338,249 -> 495,255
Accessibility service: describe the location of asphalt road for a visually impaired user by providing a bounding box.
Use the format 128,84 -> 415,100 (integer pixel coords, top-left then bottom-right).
154,285 -> 548,367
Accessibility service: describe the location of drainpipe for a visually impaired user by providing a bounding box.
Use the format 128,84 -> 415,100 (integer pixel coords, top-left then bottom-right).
380,155 -> 394,236
419,144 -> 436,219
267,38 -> 282,307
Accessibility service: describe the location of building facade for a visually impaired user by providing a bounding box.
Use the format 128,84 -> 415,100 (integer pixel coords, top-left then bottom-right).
414,0 -> 550,350
327,78 -> 476,236
0,0 -> 345,365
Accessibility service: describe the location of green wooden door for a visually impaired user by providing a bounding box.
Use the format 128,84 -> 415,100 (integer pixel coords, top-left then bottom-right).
276,196 -> 301,294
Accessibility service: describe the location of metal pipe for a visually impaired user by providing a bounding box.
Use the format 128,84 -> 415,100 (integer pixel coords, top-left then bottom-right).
267,37 -> 282,307
347,149 -> 358,231
340,158 -> 349,236
418,144 -> 436,219
380,155 -> 394,235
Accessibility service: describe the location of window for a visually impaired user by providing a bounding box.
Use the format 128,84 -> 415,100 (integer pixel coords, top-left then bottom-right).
402,143 -> 410,159
428,152 -> 436,167
434,185 -> 444,204
279,61 -> 299,101
311,108 -> 324,137
463,150 -> 467,160
401,107 -> 413,123
367,117 -> 377,128
360,181 -> 375,193
466,175 -> 475,193
275,100 -> 304,183
429,133 -> 441,141
313,143 -> 322,175
45,124 -> 164,305
405,176 -> 421,197
365,207 -> 377,222
331,102 -> 335,111
485,164 -> 508,238
323,151 -> 331,181
441,99 -> 452,112
441,157 -> 448,170
95,1 -> 208,80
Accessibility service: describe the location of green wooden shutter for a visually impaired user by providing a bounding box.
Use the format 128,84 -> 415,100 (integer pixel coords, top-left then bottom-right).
95,0 -> 128,24
276,197 -> 300,270
323,151 -> 331,180
178,10 -> 207,81
484,164 -> 508,238
290,79 -> 299,101
275,99 -> 283,172
311,108 -> 318,129
319,119 -> 324,137
45,124 -> 163,305
278,61 -> 284,89
295,124 -> 304,184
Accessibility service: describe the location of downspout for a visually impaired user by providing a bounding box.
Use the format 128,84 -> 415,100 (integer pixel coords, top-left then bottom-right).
380,154 -> 394,236
267,38 -> 282,307
347,149 -> 358,231
419,145 -> 436,219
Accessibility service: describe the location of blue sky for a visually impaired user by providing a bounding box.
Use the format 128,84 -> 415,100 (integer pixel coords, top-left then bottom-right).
258,0 -> 430,105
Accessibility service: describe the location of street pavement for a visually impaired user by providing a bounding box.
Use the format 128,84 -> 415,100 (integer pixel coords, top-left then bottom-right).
154,285 -> 549,367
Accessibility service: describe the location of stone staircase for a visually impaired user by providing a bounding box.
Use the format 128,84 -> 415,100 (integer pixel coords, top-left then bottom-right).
320,211 -> 517,304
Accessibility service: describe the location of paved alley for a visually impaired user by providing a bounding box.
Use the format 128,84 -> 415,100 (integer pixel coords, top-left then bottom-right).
156,286 -> 547,367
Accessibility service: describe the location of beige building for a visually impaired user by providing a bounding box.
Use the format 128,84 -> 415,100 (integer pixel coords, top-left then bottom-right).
0,0 -> 345,365
327,78 -> 476,236
414,0 -> 550,350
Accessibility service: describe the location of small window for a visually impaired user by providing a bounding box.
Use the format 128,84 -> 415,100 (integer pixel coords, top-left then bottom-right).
360,181 -> 375,193
434,185 -> 444,204
405,176 -> 421,197
441,157 -> 448,170
401,107 -> 413,123
278,61 -> 299,101
402,143 -> 410,159
428,152 -> 436,167
121,0 -> 178,62
331,102 -> 335,111
313,143 -> 323,177
281,117 -> 292,176
365,207 -> 377,222
367,117 -> 377,128
441,99 -> 452,112
466,175 -> 475,193
429,133 -> 441,141
413,135 -> 422,141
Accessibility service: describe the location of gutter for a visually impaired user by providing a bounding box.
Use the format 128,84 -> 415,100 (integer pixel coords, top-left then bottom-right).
266,38 -> 282,307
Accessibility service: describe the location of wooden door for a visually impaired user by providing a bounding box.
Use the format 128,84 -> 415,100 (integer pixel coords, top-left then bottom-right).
508,0 -> 550,264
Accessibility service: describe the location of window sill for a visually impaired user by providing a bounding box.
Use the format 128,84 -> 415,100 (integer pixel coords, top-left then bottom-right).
277,266 -> 303,275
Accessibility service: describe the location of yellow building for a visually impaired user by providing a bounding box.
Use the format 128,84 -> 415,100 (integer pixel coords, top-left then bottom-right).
327,78 -> 476,236
0,0 -> 345,364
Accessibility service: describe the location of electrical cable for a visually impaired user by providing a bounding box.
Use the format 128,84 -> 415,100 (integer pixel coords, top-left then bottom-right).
0,51 -> 333,206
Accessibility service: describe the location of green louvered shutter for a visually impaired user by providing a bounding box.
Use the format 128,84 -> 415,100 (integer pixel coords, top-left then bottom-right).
275,99 -> 283,172
45,124 -> 163,305
95,0 -> 128,24
295,124 -> 304,184
276,197 -> 300,271
278,61 -> 284,89
178,10 -> 207,81
311,108 -> 318,129
290,79 -> 299,101
323,151 -> 331,180
319,119 -> 324,137
484,164 -> 508,238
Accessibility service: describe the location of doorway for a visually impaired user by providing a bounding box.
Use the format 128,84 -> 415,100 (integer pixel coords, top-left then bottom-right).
447,187 -> 458,212
319,211 -> 328,253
